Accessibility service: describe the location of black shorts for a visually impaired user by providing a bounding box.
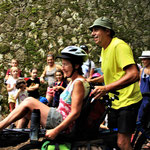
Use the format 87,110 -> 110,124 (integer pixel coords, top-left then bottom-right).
108,101 -> 141,134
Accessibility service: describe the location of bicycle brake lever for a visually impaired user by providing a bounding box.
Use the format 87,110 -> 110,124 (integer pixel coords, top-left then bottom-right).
114,95 -> 119,100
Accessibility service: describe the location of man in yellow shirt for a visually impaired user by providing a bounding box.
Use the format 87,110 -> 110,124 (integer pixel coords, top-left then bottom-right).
89,17 -> 142,150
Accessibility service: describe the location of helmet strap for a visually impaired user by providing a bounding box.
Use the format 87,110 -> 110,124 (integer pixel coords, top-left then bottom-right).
67,63 -> 77,78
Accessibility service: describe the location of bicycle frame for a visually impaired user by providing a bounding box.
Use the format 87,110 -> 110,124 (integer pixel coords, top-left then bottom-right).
0,92 -> 120,149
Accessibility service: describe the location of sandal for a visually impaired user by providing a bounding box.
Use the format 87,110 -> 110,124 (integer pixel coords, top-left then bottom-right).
144,142 -> 150,149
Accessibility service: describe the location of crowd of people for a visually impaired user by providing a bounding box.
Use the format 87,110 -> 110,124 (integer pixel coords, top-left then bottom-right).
3,45 -> 98,113
4,57 -> 65,110
0,16 -> 150,150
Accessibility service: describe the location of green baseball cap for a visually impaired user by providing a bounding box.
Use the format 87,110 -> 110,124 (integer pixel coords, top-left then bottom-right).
89,17 -> 115,36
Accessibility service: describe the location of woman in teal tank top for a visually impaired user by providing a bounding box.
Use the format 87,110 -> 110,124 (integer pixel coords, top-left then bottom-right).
0,46 -> 90,140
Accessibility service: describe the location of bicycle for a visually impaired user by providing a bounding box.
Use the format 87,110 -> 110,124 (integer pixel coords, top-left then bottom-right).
0,92 -> 149,150
0,90 -> 119,150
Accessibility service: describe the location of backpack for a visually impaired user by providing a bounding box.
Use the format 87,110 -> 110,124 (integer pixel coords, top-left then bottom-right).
41,141 -> 71,150
41,140 -> 103,150
69,85 -> 106,140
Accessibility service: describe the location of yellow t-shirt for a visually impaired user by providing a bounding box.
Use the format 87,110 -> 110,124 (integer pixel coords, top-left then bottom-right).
101,37 -> 142,109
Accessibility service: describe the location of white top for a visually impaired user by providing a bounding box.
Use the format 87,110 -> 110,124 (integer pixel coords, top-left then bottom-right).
82,59 -> 95,78
6,76 -> 18,95
16,90 -> 28,107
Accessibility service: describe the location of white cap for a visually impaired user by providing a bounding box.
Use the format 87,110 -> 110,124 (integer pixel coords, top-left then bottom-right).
139,51 -> 150,59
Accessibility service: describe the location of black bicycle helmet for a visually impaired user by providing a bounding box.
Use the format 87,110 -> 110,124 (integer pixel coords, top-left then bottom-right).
80,45 -> 88,52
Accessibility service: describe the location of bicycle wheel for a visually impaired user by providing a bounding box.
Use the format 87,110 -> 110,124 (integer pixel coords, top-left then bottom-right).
0,129 -> 29,147
134,129 -> 150,150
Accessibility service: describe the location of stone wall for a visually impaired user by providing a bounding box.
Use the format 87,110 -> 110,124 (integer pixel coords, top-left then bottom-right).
0,0 -> 149,113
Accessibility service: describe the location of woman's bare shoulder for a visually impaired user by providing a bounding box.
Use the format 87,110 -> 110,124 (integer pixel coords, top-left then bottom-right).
44,65 -> 49,70
73,78 -> 87,86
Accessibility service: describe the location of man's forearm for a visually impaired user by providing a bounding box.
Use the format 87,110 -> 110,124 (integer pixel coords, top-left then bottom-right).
106,65 -> 139,92
88,75 -> 104,83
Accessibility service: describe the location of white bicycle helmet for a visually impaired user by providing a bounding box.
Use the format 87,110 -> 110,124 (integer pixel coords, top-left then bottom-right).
60,46 -> 87,61
57,46 -> 87,77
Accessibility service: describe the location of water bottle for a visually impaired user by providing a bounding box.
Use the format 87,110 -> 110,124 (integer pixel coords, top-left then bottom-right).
30,109 -> 40,143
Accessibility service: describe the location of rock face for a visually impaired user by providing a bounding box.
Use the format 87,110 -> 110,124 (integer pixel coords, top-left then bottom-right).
0,0 -> 149,112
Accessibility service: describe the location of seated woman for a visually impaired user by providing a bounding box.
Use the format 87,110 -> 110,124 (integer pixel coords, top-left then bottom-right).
0,46 -> 90,140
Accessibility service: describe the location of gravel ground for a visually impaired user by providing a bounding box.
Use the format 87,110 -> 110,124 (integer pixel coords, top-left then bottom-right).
0,140 -> 30,150
0,138 -> 44,150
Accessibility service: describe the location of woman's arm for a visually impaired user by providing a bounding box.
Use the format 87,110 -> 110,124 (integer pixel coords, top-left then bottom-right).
87,74 -> 104,83
88,68 -> 95,79
40,66 -> 46,83
45,80 -> 85,139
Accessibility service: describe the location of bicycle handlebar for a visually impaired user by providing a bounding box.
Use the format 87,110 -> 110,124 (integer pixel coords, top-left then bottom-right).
90,84 -> 119,104
90,84 -> 119,96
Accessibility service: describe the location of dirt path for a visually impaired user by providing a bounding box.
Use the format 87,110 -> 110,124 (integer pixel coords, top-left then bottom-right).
0,115 -> 45,150
0,140 -> 30,150
0,115 -> 31,150
0,138 -> 44,150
